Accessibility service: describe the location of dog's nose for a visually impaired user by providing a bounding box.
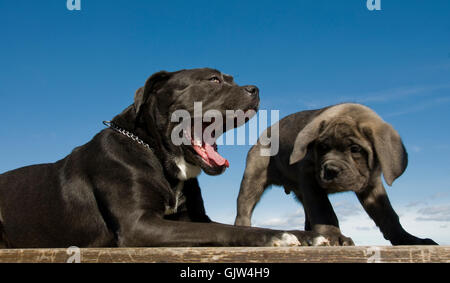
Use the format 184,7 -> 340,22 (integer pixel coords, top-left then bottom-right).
323,165 -> 340,181
244,85 -> 259,98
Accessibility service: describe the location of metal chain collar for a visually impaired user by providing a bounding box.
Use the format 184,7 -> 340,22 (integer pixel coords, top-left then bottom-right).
103,121 -> 152,151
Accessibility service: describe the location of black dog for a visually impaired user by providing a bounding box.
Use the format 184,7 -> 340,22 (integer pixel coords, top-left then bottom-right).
0,68 -> 324,248
235,103 -> 437,246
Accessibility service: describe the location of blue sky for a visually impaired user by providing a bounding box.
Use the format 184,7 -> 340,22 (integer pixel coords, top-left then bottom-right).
1,0 -> 449,245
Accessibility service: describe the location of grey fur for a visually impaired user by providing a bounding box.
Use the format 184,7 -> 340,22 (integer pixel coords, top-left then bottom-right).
235,103 -> 437,246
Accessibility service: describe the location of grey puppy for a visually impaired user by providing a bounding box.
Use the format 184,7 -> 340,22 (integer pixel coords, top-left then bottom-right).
235,103 -> 438,246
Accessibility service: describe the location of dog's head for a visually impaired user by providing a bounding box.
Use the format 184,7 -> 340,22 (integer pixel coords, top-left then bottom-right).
133,68 -> 260,177
289,103 -> 408,192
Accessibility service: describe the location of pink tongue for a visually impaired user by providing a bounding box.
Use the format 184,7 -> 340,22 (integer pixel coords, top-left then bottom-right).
204,143 -> 229,168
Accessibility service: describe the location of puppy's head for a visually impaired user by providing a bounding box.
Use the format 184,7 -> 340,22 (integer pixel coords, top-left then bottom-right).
289,103 -> 408,192
134,68 -> 260,176
310,118 -> 373,192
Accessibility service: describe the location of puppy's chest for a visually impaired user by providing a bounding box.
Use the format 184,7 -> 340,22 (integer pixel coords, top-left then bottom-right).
164,181 -> 187,215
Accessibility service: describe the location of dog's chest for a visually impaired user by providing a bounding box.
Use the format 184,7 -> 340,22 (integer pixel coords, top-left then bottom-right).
164,181 -> 187,215
175,156 -> 201,181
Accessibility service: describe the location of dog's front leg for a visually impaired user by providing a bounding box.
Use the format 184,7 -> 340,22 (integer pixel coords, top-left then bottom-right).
299,179 -> 354,246
119,216 -> 300,247
357,180 -> 437,245
182,178 -> 212,223
118,215 -> 323,247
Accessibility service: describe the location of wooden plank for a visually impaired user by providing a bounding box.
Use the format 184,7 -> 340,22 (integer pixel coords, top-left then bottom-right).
0,246 -> 449,263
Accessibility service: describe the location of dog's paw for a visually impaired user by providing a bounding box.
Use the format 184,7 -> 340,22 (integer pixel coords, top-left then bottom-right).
312,235 -> 331,246
312,225 -> 354,246
286,230 -> 330,246
321,233 -> 354,246
270,232 -> 301,247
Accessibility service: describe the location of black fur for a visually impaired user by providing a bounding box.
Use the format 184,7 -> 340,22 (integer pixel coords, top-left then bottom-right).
0,68 -> 320,248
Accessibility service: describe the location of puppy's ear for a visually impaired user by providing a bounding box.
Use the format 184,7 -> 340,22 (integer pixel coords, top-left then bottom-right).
289,119 -> 324,165
363,122 -> 408,186
134,71 -> 171,116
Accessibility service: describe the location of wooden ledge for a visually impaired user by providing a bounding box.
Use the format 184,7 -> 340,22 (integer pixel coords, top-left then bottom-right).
0,246 -> 449,263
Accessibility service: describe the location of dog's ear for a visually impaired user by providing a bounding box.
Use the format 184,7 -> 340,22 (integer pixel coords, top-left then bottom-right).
134,71 -> 171,116
362,122 -> 408,186
289,119 -> 324,165
133,87 -> 145,114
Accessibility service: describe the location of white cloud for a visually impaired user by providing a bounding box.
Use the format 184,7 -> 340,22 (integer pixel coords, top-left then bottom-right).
416,204 -> 450,222
213,187 -> 450,246
430,192 -> 449,200
253,208 -> 306,230
405,200 -> 428,208
247,199 -> 450,246
299,83 -> 450,111
410,145 -> 422,153
384,96 -> 450,118
333,201 -> 362,220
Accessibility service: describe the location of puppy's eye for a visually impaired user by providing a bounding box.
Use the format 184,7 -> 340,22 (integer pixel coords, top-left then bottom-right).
350,144 -> 362,153
317,143 -> 330,152
209,76 -> 221,84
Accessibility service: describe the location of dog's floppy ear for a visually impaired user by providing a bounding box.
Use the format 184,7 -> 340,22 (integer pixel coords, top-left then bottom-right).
133,87 -> 145,114
134,71 -> 171,116
362,122 -> 408,186
289,118 -> 324,165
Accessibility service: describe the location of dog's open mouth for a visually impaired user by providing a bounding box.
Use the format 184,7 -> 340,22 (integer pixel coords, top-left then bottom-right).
191,139 -> 229,168
183,109 -> 257,170
184,119 -> 229,169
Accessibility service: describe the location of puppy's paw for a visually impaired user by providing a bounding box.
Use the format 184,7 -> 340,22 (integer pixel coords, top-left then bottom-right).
270,232 -> 301,247
391,236 -> 438,246
421,238 -> 438,245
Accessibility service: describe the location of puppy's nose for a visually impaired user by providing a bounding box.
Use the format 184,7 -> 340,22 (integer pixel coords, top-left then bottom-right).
323,165 -> 340,181
244,85 -> 259,98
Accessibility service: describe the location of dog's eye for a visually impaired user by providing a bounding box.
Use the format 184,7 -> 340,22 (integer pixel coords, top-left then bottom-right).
209,76 -> 221,84
350,144 -> 362,153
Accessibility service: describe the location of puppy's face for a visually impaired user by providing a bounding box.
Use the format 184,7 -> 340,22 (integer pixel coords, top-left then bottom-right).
290,103 -> 408,190
312,121 -> 372,193
144,68 -> 260,176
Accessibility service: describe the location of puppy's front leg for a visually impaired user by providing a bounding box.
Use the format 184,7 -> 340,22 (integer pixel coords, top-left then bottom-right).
118,215 -> 320,247
299,179 -> 354,246
235,146 -> 270,227
357,180 -> 437,245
